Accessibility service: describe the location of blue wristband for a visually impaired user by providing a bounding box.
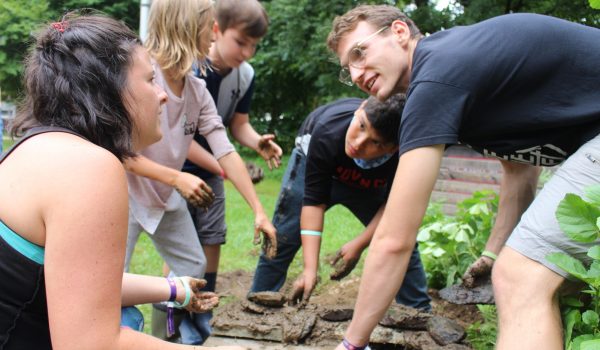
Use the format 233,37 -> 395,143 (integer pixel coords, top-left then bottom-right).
300,230 -> 322,236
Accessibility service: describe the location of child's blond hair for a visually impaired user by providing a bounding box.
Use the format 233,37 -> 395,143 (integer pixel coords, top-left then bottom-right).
145,0 -> 214,79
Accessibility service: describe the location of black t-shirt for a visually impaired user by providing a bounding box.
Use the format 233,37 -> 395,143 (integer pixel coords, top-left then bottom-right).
402,13 -> 600,166
301,98 -> 399,206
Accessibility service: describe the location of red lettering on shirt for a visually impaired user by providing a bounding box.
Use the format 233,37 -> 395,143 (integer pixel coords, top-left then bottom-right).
335,166 -> 387,189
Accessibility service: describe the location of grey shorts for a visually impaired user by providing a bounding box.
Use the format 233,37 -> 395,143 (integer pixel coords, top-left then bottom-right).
189,175 -> 227,246
125,200 -> 206,278
507,134 -> 600,278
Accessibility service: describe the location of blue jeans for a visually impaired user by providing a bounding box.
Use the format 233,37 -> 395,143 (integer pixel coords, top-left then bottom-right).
121,306 -> 144,332
250,148 -> 431,310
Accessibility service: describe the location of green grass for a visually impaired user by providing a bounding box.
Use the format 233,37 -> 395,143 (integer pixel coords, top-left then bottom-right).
2,133 -> 14,152
128,154 -> 364,333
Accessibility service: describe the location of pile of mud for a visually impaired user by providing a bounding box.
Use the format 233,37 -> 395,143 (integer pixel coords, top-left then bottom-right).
211,291 -> 472,349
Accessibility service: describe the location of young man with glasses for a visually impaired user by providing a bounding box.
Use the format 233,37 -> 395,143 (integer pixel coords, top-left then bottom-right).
326,5 -> 600,350
249,94 -> 431,312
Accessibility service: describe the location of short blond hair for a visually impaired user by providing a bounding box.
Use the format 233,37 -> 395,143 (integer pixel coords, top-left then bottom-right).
145,0 -> 214,79
327,5 -> 421,54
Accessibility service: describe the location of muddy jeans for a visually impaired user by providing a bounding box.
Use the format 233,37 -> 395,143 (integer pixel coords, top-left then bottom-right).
250,147 -> 431,310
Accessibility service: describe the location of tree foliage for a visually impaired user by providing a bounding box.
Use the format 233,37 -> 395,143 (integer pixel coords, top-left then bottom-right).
0,0 -> 140,101
1,0 -> 599,147
47,0 -> 140,31
0,0 -> 49,100
250,0 -> 378,148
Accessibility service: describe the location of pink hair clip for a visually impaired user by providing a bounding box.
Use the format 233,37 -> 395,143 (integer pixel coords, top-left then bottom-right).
51,21 -> 68,33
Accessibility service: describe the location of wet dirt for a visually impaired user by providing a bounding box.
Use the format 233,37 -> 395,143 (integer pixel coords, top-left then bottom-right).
438,281 -> 494,305
247,291 -> 287,307
212,270 -> 484,349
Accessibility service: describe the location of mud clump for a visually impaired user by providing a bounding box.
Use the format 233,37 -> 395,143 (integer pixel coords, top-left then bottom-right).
212,299 -> 470,349
439,282 -> 494,305
283,313 -> 317,343
319,307 -> 354,322
246,291 -> 287,307
379,304 -> 432,330
213,271 -> 478,349
240,299 -> 265,314
427,316 -> 466,345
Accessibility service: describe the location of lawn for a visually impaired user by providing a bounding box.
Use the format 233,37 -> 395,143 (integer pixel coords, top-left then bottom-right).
128,154 -> 366,333
2,133 -> 11,153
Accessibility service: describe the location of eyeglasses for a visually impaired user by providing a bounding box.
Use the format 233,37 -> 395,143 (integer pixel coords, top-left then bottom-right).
339,26 -> 389,86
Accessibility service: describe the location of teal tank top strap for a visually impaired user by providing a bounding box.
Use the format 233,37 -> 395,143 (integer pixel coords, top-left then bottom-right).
0,220 -> 45,264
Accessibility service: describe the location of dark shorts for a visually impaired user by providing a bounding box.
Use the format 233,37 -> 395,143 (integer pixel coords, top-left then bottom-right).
189,175 -> 227,246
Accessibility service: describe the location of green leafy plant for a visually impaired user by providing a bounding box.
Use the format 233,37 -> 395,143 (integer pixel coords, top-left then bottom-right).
466,304 -> 497,350
417,190 -> 498,289
546,184 -> 600,349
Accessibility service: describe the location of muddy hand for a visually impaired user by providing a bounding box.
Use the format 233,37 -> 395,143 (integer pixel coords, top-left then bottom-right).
253,228 -> 277,259
174,172 -> 215,209
257,134 -> 282,170
462,255 -> 494,288
289,274 -> 317,308
187,291 -> 219,313
180,277 -> 219,313
245,161 -> 265,184
253,217 -> 277,259
329,250 -> 359,281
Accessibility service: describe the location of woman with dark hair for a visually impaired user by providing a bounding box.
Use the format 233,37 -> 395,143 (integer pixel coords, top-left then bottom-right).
0,12 -> 243,350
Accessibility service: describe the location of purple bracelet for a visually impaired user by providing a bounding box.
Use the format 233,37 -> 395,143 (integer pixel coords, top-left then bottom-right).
167,277 -> 177,302
166,278 -> 177,337
342,338 -> 368,350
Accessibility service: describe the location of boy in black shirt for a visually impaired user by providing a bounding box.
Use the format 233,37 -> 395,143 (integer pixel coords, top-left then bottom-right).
250,94 -> 430,310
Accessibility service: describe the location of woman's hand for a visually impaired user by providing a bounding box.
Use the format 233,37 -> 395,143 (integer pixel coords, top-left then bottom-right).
178,277 -> 219,313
